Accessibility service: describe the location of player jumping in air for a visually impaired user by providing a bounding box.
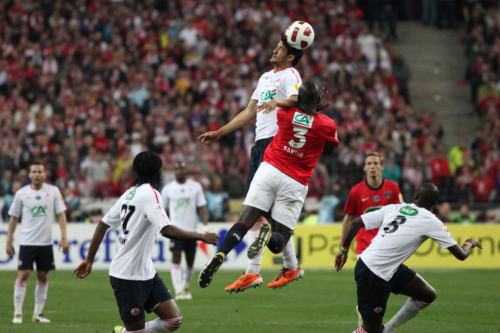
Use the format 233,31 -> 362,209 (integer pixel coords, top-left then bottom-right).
198,34 -> 308,293
73,151 -> 219,333
198,82 -> 339,289
335,182 -> 482,333
340,152 -> 403,326
161,161 -> 208,300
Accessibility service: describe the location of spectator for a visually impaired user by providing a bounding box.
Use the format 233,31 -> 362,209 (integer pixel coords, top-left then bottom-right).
470,166 -> 495,203
447,141 -> 468,175
205,177 -> 229,222
318,184 -> 341,223
382,157 -> 401,185
450,203 -> 476,224
81,149 -> 110,184
2,181 -> 21,223
436,202 -> 451,223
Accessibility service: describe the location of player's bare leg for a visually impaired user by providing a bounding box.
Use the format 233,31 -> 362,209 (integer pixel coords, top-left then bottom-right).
199,206 -> 265,288
13,269 -> 31,324
382,274 -> 436,333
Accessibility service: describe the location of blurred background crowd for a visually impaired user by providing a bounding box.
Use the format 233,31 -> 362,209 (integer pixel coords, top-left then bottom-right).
0,0 -> 498,223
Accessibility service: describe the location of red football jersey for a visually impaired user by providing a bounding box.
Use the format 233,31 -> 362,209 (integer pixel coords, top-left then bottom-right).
264,107 -> 339,185
344,179 -> 402,254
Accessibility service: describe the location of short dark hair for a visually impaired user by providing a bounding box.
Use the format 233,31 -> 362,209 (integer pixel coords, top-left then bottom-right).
281,34 -> 304,67
132,151 -> 163,191
29,161 -> 45,172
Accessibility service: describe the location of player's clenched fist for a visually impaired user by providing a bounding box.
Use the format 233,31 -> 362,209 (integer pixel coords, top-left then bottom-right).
201,232 -> 220,245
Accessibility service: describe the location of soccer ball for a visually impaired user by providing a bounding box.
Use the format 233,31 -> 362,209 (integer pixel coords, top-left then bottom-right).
284,21 -> 315,50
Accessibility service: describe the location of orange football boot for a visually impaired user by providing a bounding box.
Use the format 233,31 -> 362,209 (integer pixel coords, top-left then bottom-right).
224,273 -> 263,293
267,267 -> 304,289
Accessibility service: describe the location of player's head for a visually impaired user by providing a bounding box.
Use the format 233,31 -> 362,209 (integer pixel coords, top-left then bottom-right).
28,161 -> 46,187
132,151 -> 163,191
297,82 -> 319,114
364,152 -> 384,179
173,161 -> 187,183
271,35 -> 304,67
414,182 -> 439,210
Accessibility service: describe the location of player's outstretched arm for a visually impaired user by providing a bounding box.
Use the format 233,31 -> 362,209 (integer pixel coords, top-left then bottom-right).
447,239 -> 483,261
335,217 -> 365,272
339,213 -> 354,247
256,95 -> 298,114
73,221 -> 110,279
198,100 -> 258,144
160,225 -> 219,245
6,216 -> 19,258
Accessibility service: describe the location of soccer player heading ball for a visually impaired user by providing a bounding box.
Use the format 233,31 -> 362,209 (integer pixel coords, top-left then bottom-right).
198,82 -> 339,289
73,151 -> 219,333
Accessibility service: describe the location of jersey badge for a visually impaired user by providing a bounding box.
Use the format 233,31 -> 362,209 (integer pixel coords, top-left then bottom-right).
372,195 -> 380,202
399,206 -> 419,216
292,112 -> 314,128
126,190 -> 136,201
275,78 -> 281,83
35,195 -> 41,200
294,83 -> 300,90
384,191 -> 392,199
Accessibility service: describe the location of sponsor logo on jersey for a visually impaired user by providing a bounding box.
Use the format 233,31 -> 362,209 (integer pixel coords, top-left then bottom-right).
294,83 -> 300,90
176,197 -> 191,207
372,195 -> 380,202
126,190 -> 136,201
36,195 -> 41,200
292,112 -> 314,128
259,88 -> 277,104
361,198 -> 369,201
384,191 -> 392,199
31,205 -> 48,217
399,206 -> 419,216
155,204 -> 163,214
364,206 -> 382,214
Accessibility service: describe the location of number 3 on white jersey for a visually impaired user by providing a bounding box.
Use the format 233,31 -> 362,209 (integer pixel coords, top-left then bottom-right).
289,126 -> 308,149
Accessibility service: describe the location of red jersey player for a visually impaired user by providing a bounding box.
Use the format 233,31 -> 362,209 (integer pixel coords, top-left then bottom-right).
340,151 -> 402,326
199,82 -> 339,289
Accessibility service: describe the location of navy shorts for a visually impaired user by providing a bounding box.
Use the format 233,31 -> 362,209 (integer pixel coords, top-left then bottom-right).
18,245 -> 55,271
355,258 -> 416,320
246,137 -> 274,194
110,273 -> 173,322
169,239 -> 197,253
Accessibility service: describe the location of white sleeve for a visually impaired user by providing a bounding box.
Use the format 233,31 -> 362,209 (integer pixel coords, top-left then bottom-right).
425,217 -> 458,249
54,187 -> 67,214
360,206 -> 388,230
250,77 -> 262,101
196,183 -> 207,207
283,71 -> 302,99
8,191 -> 23,218
160,186 -> 169,210
143,190 -> 170,231
102,200 -> 122,229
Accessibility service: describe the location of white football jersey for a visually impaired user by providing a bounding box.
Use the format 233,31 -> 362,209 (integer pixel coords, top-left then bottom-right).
359,203 -> 457,281
251,67 -> 302,141
9,183 -> 66,246
161,179 -> 207,232
103,184 -> 170,281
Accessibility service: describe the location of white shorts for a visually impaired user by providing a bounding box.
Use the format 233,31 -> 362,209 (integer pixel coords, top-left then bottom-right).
244,162 -> 308,230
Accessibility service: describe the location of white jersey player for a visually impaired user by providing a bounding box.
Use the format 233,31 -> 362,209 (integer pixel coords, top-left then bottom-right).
335,183 -> 482,333
161,161 -> 208,300
6,161 -> 69,324
74,151 -> 219,333
198,35 -> 309,293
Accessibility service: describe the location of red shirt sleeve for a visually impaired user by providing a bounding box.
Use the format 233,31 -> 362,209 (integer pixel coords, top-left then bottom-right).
344,188 -> 358,215
392,183 -> 403,204
320,116 -> 339,146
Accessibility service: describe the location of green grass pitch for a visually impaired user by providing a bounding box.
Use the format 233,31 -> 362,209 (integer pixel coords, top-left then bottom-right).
0,269 -> 498,333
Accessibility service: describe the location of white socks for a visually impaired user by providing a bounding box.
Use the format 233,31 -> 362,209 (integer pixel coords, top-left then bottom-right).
383,298 -> 431,333
183,266 -> 193,290
170,264 -> 183,294
34,280 -> 48,316
145,317 -> 183,332
282,238 -> 299,270
245,229 -> 261,275
14,278 -> 27,316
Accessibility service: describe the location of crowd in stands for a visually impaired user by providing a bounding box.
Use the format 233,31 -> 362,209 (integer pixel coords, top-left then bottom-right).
0,0 -> 497,223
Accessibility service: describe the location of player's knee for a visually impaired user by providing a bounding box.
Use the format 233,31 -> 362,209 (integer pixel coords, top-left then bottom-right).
162,316 -> 182,332
267,232 -> 285,254
424,286 -> 437,303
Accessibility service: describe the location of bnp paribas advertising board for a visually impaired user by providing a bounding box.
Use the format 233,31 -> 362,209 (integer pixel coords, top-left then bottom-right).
1,224 -> 499,270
